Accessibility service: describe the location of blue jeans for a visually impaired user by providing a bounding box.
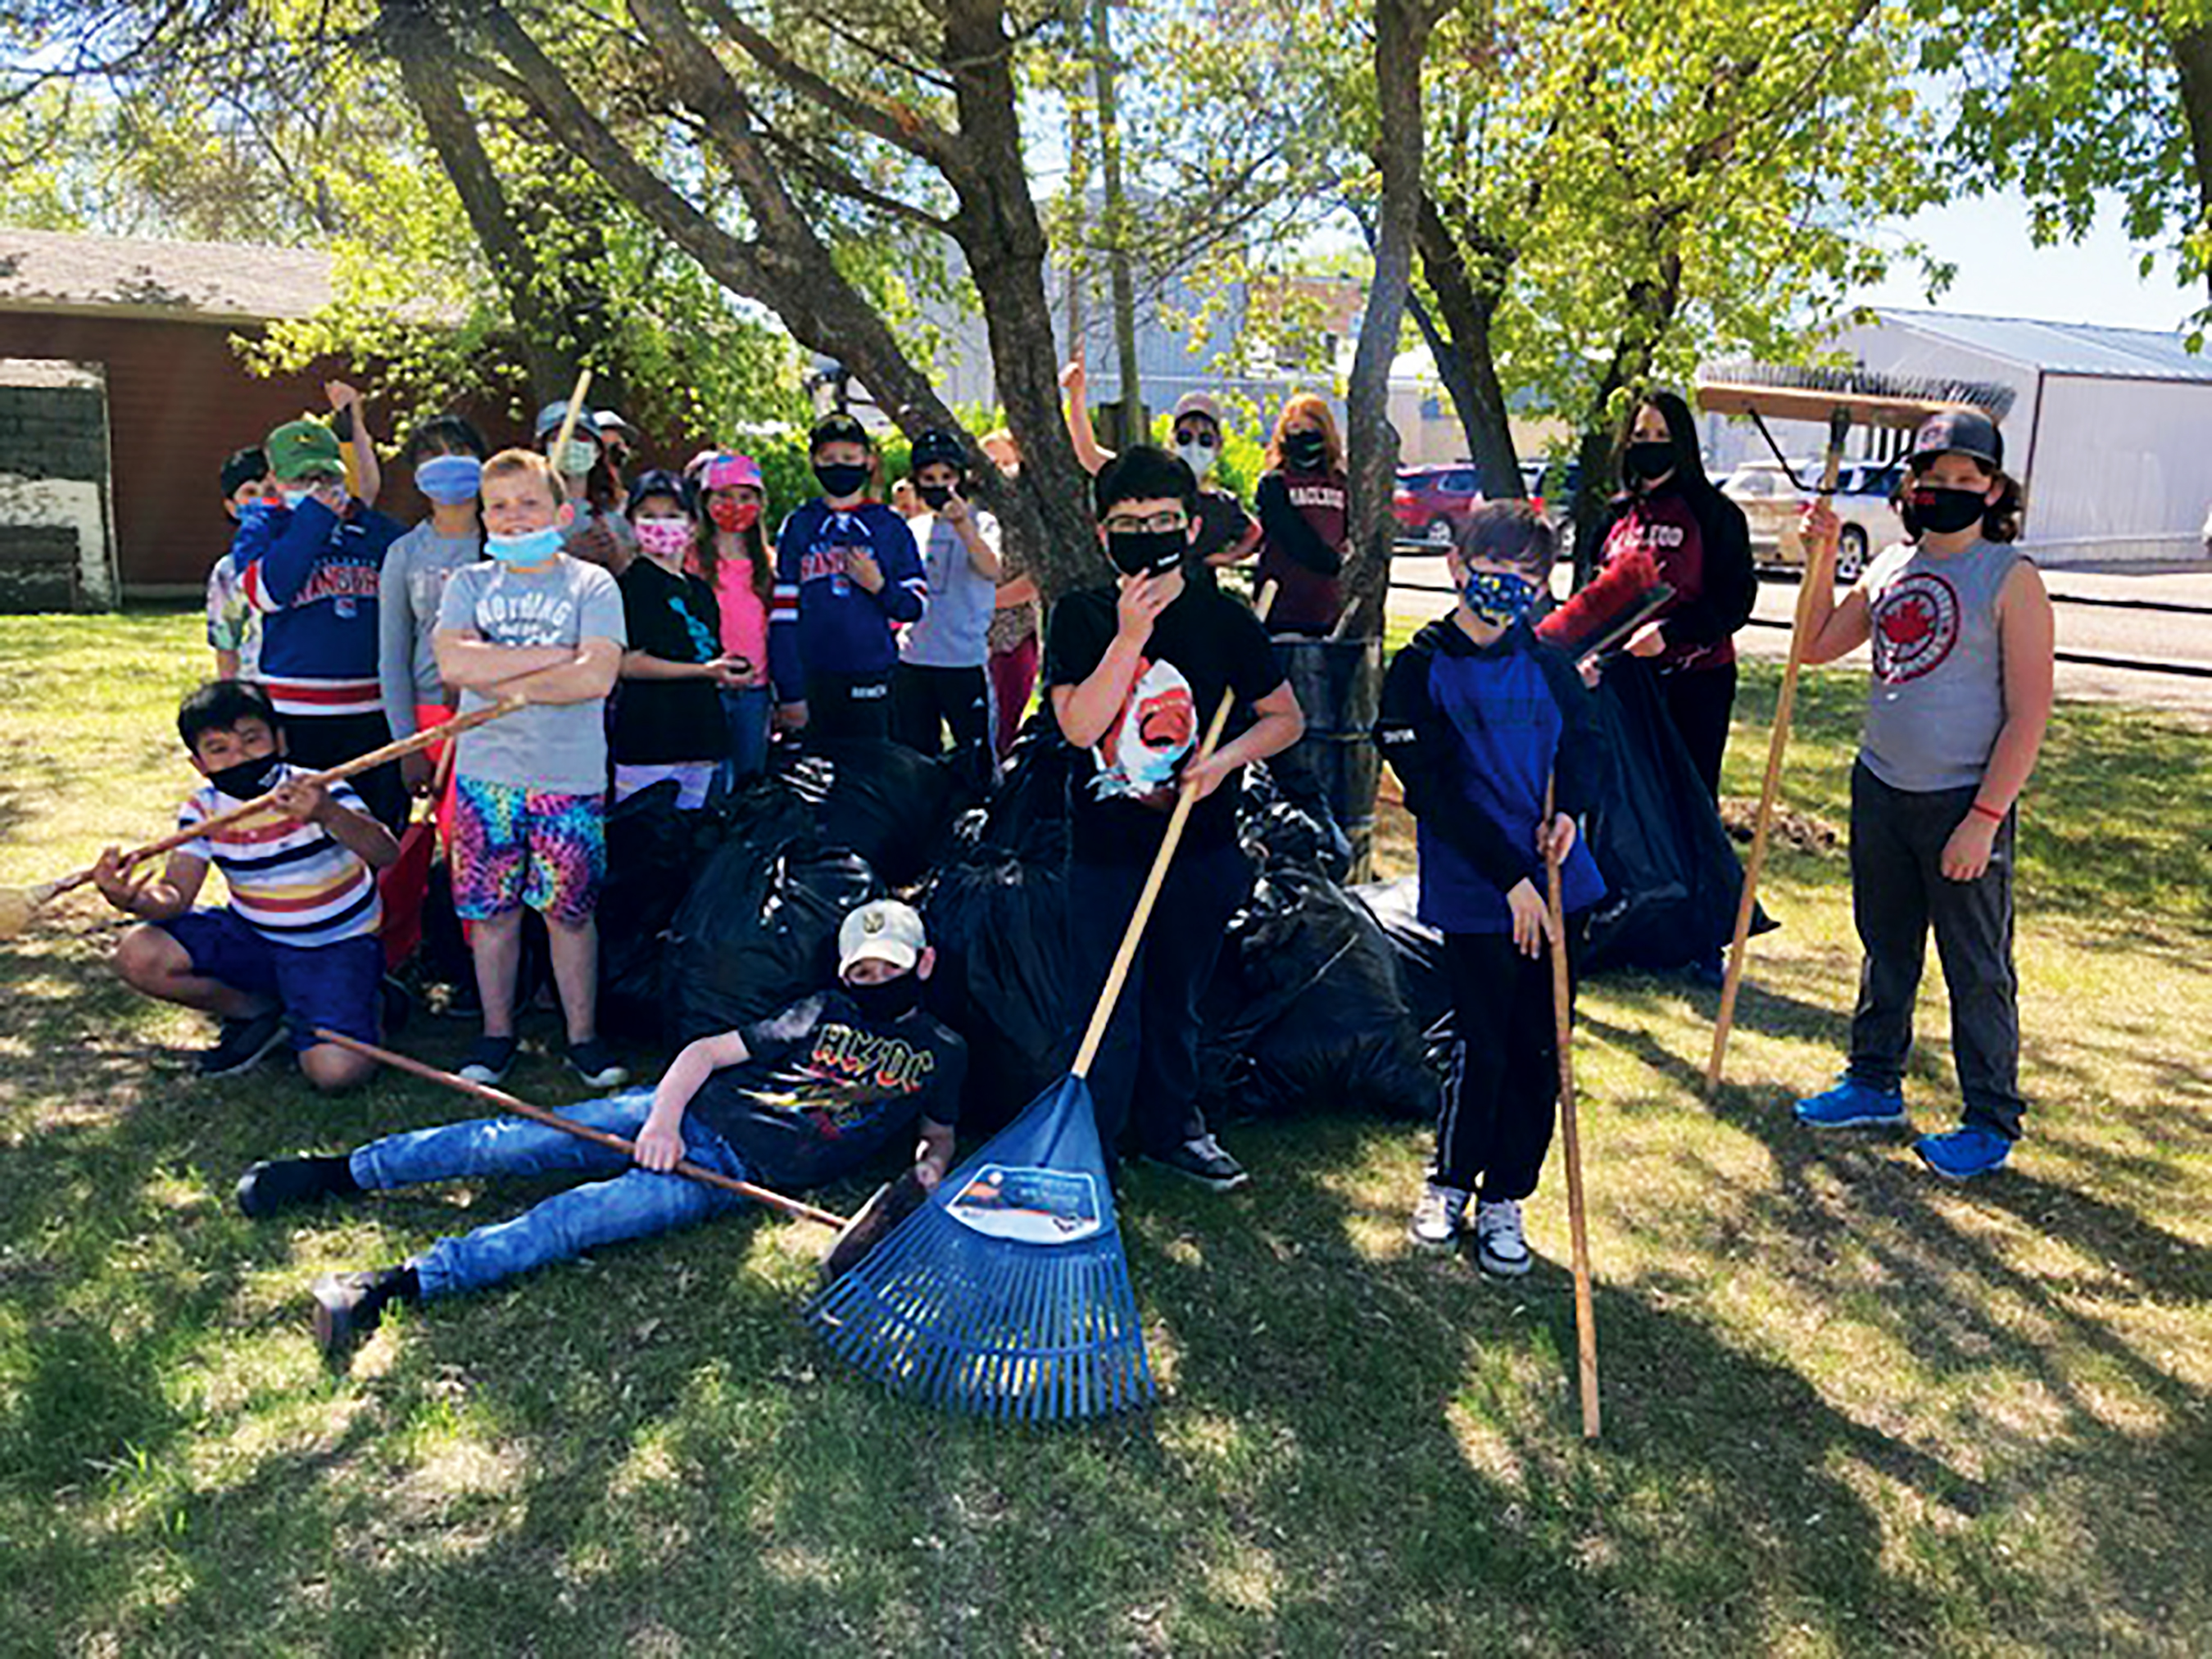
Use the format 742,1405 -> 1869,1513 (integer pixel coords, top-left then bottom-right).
720,685 -> 773,787
348,1090 -> 750,1299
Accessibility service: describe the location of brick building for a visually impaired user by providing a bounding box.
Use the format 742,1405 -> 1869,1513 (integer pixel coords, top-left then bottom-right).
0,227 -> 346,604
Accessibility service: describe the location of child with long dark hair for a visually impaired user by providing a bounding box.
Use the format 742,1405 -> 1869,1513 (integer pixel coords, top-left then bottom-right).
1792,410 -> 2053,1181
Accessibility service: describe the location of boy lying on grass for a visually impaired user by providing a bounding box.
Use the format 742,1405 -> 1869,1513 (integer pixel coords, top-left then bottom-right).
234,899 -> 965,1362
96,680 -> 398,1090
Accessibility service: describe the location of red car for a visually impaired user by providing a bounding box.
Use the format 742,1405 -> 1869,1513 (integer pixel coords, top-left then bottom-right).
1393,465 -> 1484,547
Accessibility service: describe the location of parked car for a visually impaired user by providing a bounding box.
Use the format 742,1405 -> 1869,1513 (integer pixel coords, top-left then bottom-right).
1722,458 -> 1900,582
1394,465 -> 1484,547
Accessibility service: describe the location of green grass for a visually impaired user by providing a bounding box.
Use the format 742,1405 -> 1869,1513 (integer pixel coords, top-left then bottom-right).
2,611 -> 2209,1655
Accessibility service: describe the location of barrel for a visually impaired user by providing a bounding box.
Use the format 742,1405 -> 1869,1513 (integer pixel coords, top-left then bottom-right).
1271,637 -> 1385,882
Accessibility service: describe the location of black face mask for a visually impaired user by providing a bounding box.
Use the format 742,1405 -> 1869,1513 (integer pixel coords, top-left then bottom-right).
1625,439 -> 1676,483
846,972 -> 921,1023
1284,432 -> 1326,469
205,753 -> 283,801
1902,485 -> 1987,537
814,460 -> 871,499
917,482 -> 954,510
1107,528 -> 1187,578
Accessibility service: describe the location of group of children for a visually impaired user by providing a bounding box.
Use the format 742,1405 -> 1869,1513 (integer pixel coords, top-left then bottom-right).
93,381 -> 2046,1356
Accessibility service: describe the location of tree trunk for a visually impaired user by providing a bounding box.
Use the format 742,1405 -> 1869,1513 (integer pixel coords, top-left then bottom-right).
1340,0 -> 1438,641
1412,188 -> 1523,501
2170,20 -> 2212,307
1568,246 -> 1684,583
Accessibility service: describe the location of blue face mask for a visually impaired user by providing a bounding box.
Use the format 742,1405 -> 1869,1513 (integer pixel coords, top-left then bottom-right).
1461,568 -> 1539,627
487,525 -> 564,567
415,455 -> 483,505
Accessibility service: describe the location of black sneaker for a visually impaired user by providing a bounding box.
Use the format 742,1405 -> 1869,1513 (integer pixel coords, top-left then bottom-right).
564,1038 -> 629,1090
457,1035 -> 519,1086
235,1154 -> 357,1219
1146,1133 -> 1249,1192
198,1009 -> 288,1078
311,1267 -> 413,1361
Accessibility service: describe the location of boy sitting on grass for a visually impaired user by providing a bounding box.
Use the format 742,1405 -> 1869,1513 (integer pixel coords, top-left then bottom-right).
1375,501 -> 1603,1275
94,680 -> 398,1088
235,899 -> 965,1362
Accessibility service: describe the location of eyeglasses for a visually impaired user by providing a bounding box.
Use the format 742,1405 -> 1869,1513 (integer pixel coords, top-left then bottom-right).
1103,510 -> 1190,535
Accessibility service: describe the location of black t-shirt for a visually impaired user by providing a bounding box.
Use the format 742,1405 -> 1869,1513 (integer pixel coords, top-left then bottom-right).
614,558 -> 724,766
691,990 -> 967,1190
1043,577 -> 1285,865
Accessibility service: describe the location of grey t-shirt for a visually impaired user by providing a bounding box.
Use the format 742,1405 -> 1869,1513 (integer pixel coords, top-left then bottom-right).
378,521 -> 482,737
1860,537 -> 2023,792
900,509 -> 1001,669
437,555 -> 627,794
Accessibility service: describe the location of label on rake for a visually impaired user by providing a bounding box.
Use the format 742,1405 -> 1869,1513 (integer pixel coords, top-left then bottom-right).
945,1165 -> 1103,1245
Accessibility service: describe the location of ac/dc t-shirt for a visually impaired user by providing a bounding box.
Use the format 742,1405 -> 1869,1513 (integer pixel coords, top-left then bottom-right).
689,991 -> 967,1190
614,557 -> 725,766
1044,578 -> 1285,865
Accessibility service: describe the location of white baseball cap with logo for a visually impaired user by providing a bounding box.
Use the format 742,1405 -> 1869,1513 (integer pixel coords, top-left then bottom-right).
837,900 -> 927,977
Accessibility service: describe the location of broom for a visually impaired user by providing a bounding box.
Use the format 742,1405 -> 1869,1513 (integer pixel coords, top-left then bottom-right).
807,582 -> 1281,1420
1543,775 -> 1600,1440
1693,361 -> 2015,1092
0,689 -> 534,941
313,1030 -> 850,1229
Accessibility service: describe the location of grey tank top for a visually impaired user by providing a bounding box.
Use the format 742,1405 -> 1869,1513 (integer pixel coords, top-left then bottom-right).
1860,538 -> 2022,792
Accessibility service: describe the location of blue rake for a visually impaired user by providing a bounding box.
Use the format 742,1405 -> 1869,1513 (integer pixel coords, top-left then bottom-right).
806,581 -> 1281,1421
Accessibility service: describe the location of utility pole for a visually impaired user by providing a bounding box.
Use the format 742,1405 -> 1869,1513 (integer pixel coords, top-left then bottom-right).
1090,0 -> 1145,448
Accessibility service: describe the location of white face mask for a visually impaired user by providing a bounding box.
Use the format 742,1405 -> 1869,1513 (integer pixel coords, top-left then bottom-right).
1176,439 -> 1219,482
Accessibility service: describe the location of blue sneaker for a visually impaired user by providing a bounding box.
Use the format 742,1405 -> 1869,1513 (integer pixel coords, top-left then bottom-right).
1915,1126 -> 2013,1181
1793,1075 -> 1908,1129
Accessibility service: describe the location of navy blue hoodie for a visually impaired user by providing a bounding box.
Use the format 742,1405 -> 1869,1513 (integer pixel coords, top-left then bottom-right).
1376,616 -> 1605,932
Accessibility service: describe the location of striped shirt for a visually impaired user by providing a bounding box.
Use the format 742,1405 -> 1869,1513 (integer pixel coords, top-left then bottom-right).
175,765 -> 382,947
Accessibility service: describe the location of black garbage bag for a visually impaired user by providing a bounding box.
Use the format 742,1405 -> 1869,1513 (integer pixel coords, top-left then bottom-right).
920,845 -> 1079,1139
976,728 -> 1078,864
1239,785 -> 1355,881
1198,868 -> 1435,1123
1581,659 -> 1770,973
597,780 -> 705,1043
669,819 -> 882,1045
777,737 -> 964,887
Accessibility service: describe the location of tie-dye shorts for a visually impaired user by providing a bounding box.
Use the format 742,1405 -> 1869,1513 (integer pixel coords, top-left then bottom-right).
451,777 -> 606,928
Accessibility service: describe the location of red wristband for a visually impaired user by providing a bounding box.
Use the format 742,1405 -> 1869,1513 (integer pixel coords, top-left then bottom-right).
1969,800 -> 2007,824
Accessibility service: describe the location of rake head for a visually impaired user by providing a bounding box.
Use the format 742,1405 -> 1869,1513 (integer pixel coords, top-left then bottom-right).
805,1075 -> 1155,1421
1695,360 -> 2016,428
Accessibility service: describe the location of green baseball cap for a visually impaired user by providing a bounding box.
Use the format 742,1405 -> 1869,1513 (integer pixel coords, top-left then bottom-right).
265,419 -> 345,482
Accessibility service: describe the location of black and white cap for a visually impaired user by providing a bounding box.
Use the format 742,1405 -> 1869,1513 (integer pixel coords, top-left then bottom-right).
1911,408 -> 2003,471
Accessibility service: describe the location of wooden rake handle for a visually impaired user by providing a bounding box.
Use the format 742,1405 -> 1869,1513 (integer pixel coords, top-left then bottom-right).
1706,412 -> 1850,1091
1544,774 -> 1600,1440
1070,578 -> 1278,1080
314,1029 -> 848,1231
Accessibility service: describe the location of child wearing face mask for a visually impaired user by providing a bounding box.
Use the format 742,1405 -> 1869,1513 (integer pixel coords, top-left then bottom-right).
691,452 -> 777,783
1045,446 -> 1305,1193
1060,359 -> 1258,580
92,680 -> 400,1090
207,446 -> 271,682
378,415 -> 488,802
534,400 -> 637,576
1375,501 -> 1604,1276
233,408 -> 410,833
613,469 -> 744,809
433,449 -> 629,1091
892,428 -> 1003,790
768,412 -> 927,741
238,898 -> 964,1362
1790,410 -> 2053,1184
1252,392 -> 1349,637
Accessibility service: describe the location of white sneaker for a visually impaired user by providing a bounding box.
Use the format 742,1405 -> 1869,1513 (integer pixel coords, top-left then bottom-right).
1472,1199 -> 1531,1277
1407,1182 -> 1470,1249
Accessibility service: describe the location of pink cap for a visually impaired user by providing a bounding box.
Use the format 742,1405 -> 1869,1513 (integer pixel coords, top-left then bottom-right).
702,452 -> 764,492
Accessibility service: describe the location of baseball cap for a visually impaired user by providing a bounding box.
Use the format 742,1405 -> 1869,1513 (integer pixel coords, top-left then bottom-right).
1171,391 -> 1226,429
1910,408 -> 2003,471
701,452 -> 764,492
909,428 -> 966,474
809,410 -> 869,451
593,409 -> 641,447
533,401 -> 605,443
264,420 -> 344,482
624,468 -> 693,517
220,446 -> 269,497
837,899 -> 927,977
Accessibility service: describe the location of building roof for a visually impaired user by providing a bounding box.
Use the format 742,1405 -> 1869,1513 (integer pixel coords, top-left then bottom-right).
1874,307 -> 2212,383
0,226 -> 331,324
